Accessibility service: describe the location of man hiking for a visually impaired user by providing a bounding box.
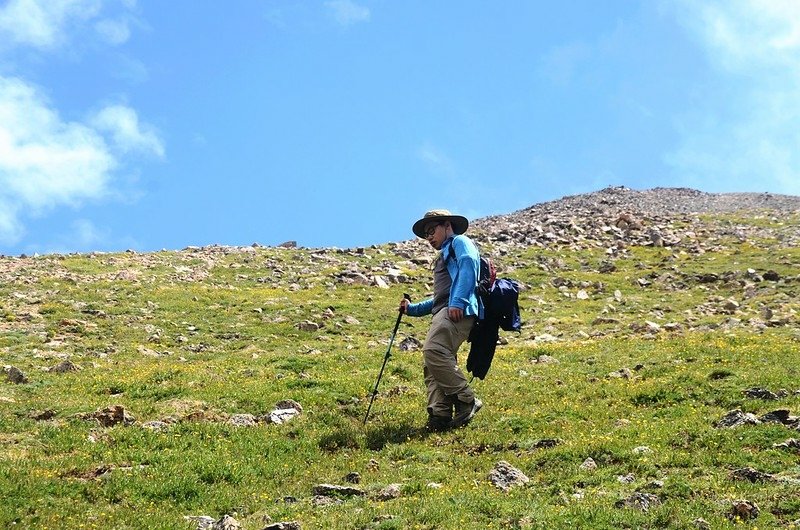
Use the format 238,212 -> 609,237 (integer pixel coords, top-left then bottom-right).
400,209 -> 483,431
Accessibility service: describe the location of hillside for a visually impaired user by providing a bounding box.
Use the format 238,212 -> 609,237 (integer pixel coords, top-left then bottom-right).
1,187 -> 799,529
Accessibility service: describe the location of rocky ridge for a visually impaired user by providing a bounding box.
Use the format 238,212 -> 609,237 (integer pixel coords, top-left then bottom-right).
1,187 -> 798,347
468,186 -> 800,253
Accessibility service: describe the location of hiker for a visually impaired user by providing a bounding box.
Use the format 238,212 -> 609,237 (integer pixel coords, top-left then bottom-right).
400,209 -> 483,431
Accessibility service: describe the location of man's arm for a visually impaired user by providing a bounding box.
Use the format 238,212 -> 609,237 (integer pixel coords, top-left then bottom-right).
448,236 -> 479,321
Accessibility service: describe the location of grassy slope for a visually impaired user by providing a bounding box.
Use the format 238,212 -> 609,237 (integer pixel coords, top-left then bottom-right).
1,213 -> 799,529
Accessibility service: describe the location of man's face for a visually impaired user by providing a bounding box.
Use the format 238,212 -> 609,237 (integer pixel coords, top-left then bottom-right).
424,221 -> 447,250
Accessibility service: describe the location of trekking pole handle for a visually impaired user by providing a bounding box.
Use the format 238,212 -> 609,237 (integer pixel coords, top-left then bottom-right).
399,293 -> 411,314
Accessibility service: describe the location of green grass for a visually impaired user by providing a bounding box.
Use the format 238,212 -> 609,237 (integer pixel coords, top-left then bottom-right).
1,215 -> 799,529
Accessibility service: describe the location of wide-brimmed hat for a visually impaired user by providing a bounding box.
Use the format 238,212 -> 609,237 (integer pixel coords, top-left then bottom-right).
412,209 -> 469,238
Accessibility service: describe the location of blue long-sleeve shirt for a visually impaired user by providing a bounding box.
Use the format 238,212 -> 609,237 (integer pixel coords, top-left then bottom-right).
406,234 -> 482,319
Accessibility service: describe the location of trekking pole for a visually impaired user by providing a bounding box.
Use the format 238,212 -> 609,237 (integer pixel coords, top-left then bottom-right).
363,293 -> 411,426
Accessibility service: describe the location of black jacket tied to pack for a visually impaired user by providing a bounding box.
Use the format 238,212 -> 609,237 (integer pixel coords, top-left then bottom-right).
466,277 -> 522,380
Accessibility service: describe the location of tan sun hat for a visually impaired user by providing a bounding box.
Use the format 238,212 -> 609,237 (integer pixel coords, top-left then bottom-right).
412,209 -> 469,238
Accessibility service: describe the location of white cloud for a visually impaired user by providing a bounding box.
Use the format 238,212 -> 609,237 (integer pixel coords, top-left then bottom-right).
0,0 -> 101,49
680,0 -> 800,71
0,77 -> 114,211
0,0 -> 138,51
94,17 -> 131,45
325,0 -> 370,27
71,218 -> 108,247
111,55 -> 149,84
0,76 -> 161,245
417,143 -> 455,177
91,104 -> 164,157
0,202 -> 23,245
666,0 -> 800,194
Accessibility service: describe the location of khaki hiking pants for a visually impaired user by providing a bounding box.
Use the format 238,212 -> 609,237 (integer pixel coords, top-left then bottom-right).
423,309 -> 476,418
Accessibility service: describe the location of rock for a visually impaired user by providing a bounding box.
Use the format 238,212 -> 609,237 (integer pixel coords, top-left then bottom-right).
592,317 -> 620,325
608,368 -> 633,379
49,360 -> 81,373
137,345 -> 162,357
374,484 -> 402,501
533,333 -> 559,344
773,438 -> 800,449
275,399 -> 303,412
344,316 -> 360,325
649,229 -> 663,247
343,472 -> 360,484
212,515 -> 242,530
86,405 -> 136,427
614,492 -> 661,511
277,241 -> 297,248
372,276 -> 390,289
533,354 -> 559,364
693,518 -> 711,530
644,321 -> 661,333
632,446 -> 652,455
714,409 -> 761,428
266,400 -> 302,424
576,289 -> 590,300
297,321 -> 320,332
312,484 -> 366,497
488,460 -> 530,491
532,438 -> 562,449
312,495 -> 342,507
723,299 -> 740,312
730,467 -> 773,483
763,270 -> 780,281
28,409 -> 56,421
5,366 -> 28,384
617,473 -> 635,483
229,414 -> 258,427
142,420 -> 170,432
262,523 -> 301,530
742,387 -> 780,400
184,515 -> 216,530
640,479 -> 664,490
599,261 -> 617,273
579,458 -> 597,471
759,409 -> 797,425
399,337 -> 422,351
729,499 -> 759,520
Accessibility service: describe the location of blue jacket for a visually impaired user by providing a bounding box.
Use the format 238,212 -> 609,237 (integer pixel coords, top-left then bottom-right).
407,234 -> 482,318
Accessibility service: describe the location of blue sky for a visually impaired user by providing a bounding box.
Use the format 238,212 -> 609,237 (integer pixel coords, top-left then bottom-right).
1,0 -> 799,255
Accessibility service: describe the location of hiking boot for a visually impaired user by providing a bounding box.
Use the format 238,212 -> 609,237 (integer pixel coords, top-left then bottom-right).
426,415 -> 452,432
450,398 -> 482,428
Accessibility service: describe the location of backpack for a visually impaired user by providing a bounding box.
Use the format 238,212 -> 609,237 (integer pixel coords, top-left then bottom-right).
449,244 -> 496,303
447,240 -> 522,380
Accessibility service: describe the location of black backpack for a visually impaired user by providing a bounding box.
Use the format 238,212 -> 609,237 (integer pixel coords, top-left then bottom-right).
447,240 -> 521,380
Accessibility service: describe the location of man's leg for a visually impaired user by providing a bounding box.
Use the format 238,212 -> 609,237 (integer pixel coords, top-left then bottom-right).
423,310 -> 476,404
423,364 -> 452,431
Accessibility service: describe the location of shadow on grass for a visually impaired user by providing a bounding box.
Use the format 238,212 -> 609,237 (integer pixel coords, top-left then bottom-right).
318,421 -> 432,452
365,422 -> 430,450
